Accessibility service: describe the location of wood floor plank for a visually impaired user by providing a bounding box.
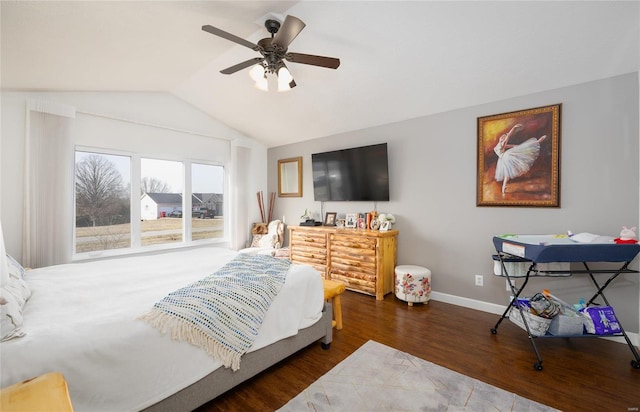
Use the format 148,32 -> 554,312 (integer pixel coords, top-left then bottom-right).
197,291 -> 640,411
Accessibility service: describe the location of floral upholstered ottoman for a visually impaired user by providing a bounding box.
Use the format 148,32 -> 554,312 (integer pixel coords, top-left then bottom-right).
394,265 -> 432,306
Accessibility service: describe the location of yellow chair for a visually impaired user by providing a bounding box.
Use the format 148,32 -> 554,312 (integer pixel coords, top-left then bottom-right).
1,372 -> 74,412
323,279 -> 346,330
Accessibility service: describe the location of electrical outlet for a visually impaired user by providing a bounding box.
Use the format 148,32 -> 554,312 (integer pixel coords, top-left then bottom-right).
475,274 -> 484,287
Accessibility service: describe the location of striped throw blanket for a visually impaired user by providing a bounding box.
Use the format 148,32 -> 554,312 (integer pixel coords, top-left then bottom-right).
140,253 -> 291,371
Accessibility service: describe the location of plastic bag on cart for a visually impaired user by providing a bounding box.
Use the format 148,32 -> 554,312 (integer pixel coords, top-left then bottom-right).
529,292 -> 560,318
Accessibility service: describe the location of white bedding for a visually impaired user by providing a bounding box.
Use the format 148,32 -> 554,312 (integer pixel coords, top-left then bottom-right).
0,246 -> 324,411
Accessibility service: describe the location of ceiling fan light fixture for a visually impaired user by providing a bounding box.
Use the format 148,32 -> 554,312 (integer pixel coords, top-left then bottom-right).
249,64 -> 265,82
254,75 -> 269,92
277,67 -> 293,92
203,15 -> 340,90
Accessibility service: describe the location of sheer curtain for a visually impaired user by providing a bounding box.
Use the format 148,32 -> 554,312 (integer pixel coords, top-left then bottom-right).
231,145 -> 251,250
23,100 -> 75,268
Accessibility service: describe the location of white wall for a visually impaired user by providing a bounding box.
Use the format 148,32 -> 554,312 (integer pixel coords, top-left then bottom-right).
0,91 -> 268,258
268,73 -> 640,334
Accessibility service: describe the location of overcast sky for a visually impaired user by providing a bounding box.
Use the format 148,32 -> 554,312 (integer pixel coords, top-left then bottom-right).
76,151 -> 223,193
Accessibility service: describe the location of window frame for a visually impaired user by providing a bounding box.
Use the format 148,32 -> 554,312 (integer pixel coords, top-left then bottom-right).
73,145 -> 227,261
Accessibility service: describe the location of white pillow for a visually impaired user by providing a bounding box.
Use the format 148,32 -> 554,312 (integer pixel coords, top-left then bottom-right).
267,220 -> 281,235
0,287 -> 25,341
267,220 -> 283,248
6,254 -> 26,280
4,254 -> 30,305
258,234 -> 278,248
250,234 -> 264,248
3,276 -> 31,308
0,221 -> 10,287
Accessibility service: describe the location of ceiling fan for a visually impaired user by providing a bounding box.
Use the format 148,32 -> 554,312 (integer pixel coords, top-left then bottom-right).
202,15 -> 340,91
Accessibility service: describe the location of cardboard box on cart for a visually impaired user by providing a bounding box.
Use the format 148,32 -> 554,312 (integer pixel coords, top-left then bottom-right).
548,314 -> 584,336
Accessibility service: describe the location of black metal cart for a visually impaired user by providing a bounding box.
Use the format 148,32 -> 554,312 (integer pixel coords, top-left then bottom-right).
490,234 -> 640,371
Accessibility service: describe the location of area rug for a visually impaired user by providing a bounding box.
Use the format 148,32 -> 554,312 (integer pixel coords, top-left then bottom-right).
278,340 -> 558,411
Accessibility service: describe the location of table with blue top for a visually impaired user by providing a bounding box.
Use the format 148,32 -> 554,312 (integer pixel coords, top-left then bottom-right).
490,234 -> 640,371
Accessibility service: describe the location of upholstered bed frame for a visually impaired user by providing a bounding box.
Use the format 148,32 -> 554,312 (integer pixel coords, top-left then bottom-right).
143,302 -> 333,411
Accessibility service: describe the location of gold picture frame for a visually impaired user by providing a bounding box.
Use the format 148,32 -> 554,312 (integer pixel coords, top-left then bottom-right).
477,104 -> 561,207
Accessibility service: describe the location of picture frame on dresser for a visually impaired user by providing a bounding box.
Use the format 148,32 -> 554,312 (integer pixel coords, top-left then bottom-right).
324,212 -> 337,226
345,213 -> 357,228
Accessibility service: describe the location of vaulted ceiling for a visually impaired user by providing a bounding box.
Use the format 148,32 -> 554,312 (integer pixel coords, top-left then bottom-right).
2,1 -> 638,147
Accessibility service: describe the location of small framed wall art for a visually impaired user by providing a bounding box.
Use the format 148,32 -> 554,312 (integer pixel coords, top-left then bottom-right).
477,103 -> 561,207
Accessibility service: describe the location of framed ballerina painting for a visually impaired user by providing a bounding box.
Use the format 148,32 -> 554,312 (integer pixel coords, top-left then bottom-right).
476,104 -> 561,207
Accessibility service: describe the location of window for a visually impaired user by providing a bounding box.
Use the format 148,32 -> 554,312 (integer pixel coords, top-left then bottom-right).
75,151 -> 131,253
192,163 -> 224,241
74,149 -> 225,257
141,158 -> 183,246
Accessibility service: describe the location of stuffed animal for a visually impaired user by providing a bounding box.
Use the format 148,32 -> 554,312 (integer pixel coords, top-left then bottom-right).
251,222 -> 268,235
614,226 -> 638,244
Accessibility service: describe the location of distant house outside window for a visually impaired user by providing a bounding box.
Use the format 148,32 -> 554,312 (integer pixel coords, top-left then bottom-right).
141,158 -> 183,246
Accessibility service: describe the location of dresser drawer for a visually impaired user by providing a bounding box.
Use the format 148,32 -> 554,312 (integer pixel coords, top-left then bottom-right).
291,231 -> 327,248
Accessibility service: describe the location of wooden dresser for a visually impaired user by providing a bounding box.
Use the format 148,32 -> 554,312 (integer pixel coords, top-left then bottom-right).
288,225 -> 398,300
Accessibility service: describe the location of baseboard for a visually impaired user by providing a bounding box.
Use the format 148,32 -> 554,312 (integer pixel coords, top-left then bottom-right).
430,291 -> 639,347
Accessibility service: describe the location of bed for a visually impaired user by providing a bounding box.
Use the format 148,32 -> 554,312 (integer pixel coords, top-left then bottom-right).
0,246 -> 332,411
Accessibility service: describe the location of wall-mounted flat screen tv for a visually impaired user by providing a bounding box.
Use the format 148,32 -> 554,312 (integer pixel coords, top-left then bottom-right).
312,143 -> 390,201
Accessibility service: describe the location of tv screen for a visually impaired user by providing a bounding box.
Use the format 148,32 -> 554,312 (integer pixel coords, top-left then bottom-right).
312,143 -> 390,201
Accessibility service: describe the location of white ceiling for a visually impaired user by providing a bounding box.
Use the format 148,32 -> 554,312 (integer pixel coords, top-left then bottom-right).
2,1 -> 639,148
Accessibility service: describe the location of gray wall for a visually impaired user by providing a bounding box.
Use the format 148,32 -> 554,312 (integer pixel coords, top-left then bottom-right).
268,73 -> 640,333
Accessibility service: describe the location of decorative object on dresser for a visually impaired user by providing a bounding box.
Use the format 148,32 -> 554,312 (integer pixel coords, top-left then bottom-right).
288,226 -> 398,300
324,212 -> 336,226
377,213 -> 395,230
345,213 -> 356,228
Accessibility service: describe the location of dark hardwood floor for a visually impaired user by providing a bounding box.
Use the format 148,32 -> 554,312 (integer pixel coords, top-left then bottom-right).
198,291 -> 640,411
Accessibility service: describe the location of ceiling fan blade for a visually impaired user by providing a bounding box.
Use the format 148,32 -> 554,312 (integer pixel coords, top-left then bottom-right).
286,52 -> 341,69
272,16 -> 305,49
202,25 -> 259,51
220,58 -> 264,75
